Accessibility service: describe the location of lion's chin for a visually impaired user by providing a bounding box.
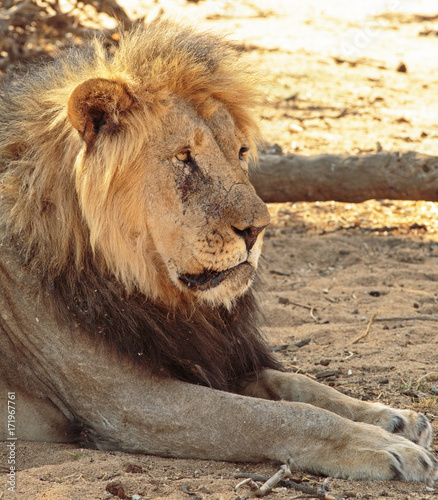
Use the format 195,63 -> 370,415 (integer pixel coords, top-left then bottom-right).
179,261 -> 255,293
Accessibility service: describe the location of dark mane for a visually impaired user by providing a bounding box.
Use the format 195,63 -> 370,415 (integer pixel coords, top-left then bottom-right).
49,259 -> 281,392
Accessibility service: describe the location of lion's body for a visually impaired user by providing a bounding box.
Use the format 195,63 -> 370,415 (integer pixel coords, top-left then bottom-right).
0,20 -> 437,485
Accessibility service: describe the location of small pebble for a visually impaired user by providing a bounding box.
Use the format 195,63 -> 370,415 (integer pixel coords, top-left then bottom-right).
396,61 -> 407,72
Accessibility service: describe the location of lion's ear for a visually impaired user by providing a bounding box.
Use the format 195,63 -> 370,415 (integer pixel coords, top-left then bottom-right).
67,78 -> 134,146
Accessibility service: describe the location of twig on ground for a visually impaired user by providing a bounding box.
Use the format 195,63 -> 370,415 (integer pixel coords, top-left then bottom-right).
295,337 -> 312,348
288,301 -> 314,310
235,477 -> 260,492
351,312 -> 377,344
315,370 -> 341,380
235,473 -> 268,482
235,468 -> 342,498
417,372 -> 438,383
374,316 -> 438,322
235,464 -> 291,496
310,307 -> 319,322
257,465 -> 291,495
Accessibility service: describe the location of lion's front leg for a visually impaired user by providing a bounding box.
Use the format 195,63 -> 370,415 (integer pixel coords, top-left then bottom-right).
66,368 -> 438,485
4,318 -> 437,485
241,369 -> 432,448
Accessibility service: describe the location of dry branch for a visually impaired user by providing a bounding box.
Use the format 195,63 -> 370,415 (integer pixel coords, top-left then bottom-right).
375,316 -> 438,322
0,0 -> 133,74
235,470 -> 341,499
251,151 -> 438,203
351,313 -> 377,344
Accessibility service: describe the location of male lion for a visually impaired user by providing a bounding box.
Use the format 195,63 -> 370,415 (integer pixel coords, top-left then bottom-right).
0,20 -> 437,486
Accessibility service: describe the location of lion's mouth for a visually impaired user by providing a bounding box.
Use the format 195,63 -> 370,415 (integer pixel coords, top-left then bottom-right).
179,262 -> 254,291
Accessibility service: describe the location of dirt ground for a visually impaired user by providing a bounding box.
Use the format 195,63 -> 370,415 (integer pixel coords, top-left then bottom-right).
2,0 -> 438,498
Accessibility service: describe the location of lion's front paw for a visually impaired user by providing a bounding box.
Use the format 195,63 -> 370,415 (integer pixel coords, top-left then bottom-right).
293,422 -> 438,485
383,439 -> 438,486
331,432 -> 438,485
386,410 -> 432,448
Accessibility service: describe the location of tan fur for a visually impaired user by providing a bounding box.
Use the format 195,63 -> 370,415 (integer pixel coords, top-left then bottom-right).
0,20 -> 437,486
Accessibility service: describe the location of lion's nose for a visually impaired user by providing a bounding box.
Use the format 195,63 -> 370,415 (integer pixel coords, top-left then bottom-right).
232,224 -> 268,252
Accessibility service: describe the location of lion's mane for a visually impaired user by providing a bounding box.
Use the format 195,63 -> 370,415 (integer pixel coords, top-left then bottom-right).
0,20 -> 281,391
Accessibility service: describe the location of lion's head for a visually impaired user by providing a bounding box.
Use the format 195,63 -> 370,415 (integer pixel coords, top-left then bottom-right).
0,20 -> 269,310
68,77 -> 270,309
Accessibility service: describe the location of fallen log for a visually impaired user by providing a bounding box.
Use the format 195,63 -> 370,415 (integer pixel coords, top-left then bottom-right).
251,151 -> 438,203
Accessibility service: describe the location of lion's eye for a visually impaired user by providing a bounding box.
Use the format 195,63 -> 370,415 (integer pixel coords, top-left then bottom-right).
239,146 -> 249,161
176,151 -> 191,163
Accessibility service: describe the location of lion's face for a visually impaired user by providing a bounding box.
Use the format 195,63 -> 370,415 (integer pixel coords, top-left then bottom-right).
144,98 -> 270,306
69,81 -> 270,308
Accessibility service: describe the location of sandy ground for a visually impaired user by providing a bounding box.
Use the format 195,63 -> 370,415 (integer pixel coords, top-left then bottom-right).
2,0 -> 438,498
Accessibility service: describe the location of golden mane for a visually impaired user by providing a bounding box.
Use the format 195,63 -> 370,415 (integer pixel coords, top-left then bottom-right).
0,20 -> 260,287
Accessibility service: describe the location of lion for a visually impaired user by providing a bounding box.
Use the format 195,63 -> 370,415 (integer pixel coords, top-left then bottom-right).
0,19 -> 437,486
